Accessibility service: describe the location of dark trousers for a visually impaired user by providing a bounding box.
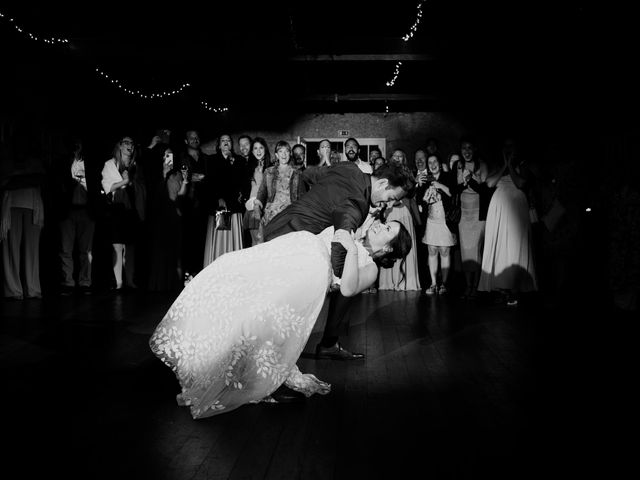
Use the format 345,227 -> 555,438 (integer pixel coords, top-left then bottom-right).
59,208 -> 95,287
2,207 -> 41,298
321,288 -> 355,344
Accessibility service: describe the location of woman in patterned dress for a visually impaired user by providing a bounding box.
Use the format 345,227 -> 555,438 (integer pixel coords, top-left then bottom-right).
252,141 -> 302,244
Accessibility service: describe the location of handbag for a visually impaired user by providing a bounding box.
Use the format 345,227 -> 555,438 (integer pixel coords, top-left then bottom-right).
215,209 -> 232,231
242,210 -> 261,230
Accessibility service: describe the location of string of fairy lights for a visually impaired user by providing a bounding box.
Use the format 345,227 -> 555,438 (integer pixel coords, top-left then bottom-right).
95,67 -> 191,100
385,1 -> 425,89
0,10 -> 69,45
1,9 -> 227,113
200,101 -> 229,113
385,61 -> 403,87
402,0 -> 425,42
4,6 -> 426,112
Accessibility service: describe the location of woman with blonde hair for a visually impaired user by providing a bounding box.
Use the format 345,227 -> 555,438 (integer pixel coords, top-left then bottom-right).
101,136 -> 146,290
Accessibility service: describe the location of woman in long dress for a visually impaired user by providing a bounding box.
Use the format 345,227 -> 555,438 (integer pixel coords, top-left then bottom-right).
453,141 -> 494,299
149,218 -> 411,419
203,134 -> 249,267
478,138 -> 537,305
378,149 -> 421,291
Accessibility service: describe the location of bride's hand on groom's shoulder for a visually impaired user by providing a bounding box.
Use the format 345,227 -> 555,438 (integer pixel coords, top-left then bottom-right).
333,229 -> 357,253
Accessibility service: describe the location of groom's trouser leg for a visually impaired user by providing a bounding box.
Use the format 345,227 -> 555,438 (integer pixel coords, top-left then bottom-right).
321,290 -> 355,347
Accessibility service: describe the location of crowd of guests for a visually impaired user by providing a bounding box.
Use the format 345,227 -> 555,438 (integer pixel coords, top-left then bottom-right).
0,127 -> 592,308
365,136 -> 539,307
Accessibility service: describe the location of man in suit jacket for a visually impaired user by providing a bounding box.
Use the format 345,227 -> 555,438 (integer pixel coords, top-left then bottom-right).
264,161 -> 415,360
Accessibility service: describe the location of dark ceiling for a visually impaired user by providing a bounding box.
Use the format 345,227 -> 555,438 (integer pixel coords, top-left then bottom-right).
1,1 -> 637,123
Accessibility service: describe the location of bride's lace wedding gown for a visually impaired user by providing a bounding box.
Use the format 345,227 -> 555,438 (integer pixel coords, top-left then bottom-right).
150,226 -> 373,418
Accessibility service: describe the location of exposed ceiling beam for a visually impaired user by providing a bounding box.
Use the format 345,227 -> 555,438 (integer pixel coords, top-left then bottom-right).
300,93 -> 441,102
289,54 -> 435,62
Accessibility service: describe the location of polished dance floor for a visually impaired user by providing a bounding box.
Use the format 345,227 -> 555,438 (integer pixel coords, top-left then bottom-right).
1,285 -> 631,480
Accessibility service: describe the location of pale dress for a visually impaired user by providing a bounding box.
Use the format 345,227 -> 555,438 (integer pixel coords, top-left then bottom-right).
422,186 -> 456,247
149,226 -> 374,419
203,213 -> 244,268
459,188 -> 485,272
478,175 -> 537,292
457,162 -> 485,272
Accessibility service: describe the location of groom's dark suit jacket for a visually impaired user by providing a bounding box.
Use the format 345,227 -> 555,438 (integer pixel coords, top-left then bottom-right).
263,162 -> 372,277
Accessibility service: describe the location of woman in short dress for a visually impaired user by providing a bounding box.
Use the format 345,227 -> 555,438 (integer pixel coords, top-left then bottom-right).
421,154 -> 456,295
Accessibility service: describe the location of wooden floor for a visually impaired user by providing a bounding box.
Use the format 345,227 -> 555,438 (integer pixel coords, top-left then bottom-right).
1,286 -> 632,480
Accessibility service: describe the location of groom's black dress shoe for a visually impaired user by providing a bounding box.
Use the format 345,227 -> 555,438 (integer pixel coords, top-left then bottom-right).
315,343 -> 365,360
271,384 -> 305,403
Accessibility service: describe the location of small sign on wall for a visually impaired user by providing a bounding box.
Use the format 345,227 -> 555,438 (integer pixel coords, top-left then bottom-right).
338,130 -> 350,137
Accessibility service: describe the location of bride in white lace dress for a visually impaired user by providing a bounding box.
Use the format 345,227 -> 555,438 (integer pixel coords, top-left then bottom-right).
149,216 -> 411,419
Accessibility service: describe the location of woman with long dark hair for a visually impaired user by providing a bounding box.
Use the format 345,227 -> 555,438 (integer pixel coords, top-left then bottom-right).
243,137 -> 271,247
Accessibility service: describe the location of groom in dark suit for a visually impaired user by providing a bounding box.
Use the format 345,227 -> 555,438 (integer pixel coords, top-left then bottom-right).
264,160 -> 415,359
